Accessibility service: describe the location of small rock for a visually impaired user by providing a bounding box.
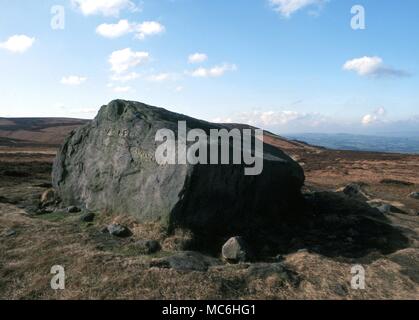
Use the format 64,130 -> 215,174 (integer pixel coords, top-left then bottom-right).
3,229 -> 16,237
135,240 -> 161,254
409,192 -> 419,200
333,284 -> 348,296
340,183 -> 368,201
100,226 -> 109,233
222,236 -> 249,263
40,188 -> 56,206
107,224 -> 131,237
376,204 -> 391,214
67,206 -> 81,213
80,212 -> 95,222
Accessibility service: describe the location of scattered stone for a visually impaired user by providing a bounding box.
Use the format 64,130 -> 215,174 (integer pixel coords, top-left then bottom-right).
340,183 -> 368,201
150,251 -> 221,272
409,192 -> 419,200
333,284 -> 348,296
376,204 -> 392,214
107,224 -> 131,237
40,188 -> 56,206
135,240 -> 161,254
222,236 -> 249,263
80,212 -> 95,222
67,206 -> 81,213
3,229 -> 17,237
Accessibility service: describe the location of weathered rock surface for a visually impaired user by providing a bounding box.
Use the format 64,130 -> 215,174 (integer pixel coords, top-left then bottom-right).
107,224 -> 131,237
52,100 -> 305,238
222,236 -> 249,263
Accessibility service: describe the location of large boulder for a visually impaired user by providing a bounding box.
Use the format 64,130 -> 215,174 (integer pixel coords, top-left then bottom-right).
52,100 -> 305,238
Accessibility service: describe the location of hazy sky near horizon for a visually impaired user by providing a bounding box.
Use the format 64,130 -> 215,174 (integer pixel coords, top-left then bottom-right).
0,0 -> 418,134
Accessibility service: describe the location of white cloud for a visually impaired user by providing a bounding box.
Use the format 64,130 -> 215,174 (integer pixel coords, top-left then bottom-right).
362,107 -> 387,125
109,48 -> 149,74
71,0 -> 137,16
269,0 -> 325,17
110,72 -> 140,82
343,56 -> 409,78
175,86 -> 184,92
113,86 -> 131,93
96,20 -> 165,40
190,64 -> 237,78
61,75 -> 87,86
188,53 -> 208,64
96,19 -> 132,38
134,21 -> 165,40
0,35 -> 35,53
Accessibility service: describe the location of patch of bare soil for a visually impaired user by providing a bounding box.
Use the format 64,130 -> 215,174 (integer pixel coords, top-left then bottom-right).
0,146 -> 418,300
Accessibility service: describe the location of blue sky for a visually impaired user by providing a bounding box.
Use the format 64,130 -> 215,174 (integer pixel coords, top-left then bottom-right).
0,0 -> 418,134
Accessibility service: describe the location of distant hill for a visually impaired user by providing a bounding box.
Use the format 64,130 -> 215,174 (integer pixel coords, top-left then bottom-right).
0,118 -> 90,147
285,133 -> 419,154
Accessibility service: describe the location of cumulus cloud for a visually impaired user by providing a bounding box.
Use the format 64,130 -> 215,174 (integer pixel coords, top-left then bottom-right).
188,53 -> 208,64
269,0 -> 325,17
96,20 -> 165,40
361,107 -> 386,125
343,56 -> 409,78
96,19 -> 132,38
190,64 -> 237,78
71,0 -> 137,16
0,35 -> 35,53
108,48 -> 149,74
61,75 -> 87,86
135,21 -> 165,40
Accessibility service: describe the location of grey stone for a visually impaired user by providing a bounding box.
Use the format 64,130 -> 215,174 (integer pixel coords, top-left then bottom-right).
222,236 -> 249,263
52,100 -> 305,238
67,206 -> 81,213
135,240 -> 161,254
150,251 -> 221,272
40,188 -> 56,207
340,183 -> 368,201
107,224 -> 131,237
3,229 -> 16,237
80,212 -> 95,222
409,192 -> 419,200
